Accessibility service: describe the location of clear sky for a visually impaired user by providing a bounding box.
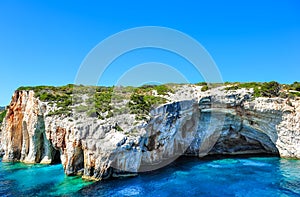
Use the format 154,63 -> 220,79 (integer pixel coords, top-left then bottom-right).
0,0 -> 300,105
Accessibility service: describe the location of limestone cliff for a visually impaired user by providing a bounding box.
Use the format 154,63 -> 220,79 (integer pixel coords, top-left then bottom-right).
0,85 -> 300,181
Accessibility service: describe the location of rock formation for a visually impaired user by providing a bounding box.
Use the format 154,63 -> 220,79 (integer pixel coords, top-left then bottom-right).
0,85 -> 300,181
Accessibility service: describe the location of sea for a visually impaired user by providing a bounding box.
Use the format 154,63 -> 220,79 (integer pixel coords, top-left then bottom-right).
0,156 -> 300,196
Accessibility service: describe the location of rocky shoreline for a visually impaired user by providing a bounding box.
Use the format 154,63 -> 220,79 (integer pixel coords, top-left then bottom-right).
0,84 -> 300,181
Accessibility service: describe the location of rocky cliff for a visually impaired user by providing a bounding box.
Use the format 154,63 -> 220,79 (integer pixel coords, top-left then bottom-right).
1,84 -> 300,181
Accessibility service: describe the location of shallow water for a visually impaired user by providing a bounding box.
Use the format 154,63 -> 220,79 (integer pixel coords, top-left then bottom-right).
0,158 -> 92,196
1,157 -> 300,196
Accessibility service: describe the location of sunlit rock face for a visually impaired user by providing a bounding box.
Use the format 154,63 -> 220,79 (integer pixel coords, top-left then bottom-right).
1,91 -> 57,164
1,87 -> 300,181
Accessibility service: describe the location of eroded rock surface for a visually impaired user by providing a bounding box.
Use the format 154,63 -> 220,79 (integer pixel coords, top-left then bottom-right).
1,87 -> 300,181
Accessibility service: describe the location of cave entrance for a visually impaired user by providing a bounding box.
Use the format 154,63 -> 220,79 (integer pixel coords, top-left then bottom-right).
208,126 -> 279,157
52,149 -> 61,164
73,147 -> 84,173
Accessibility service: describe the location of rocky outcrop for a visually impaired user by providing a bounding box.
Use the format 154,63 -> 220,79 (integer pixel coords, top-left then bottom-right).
1,87 -> 300,181
1,91 -> 58,164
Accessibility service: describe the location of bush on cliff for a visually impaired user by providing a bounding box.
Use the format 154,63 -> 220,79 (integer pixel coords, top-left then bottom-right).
201,85 -> 209,92
0,110 -> 6,123
133,84 -> 173,95
225,81 -> 281,98
128,94 -> 166,120
285,82 -> 300,92
260,81 -> 281,97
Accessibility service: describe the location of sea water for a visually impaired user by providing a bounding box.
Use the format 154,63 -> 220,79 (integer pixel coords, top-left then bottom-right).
0,158 -> 92,196
1,157 -> 300,196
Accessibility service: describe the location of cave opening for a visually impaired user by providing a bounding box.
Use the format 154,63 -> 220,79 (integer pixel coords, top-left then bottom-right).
207,125 -> 280,157
52,149 -> 61,164
73,147 -> 84,173
36,132 -> 45,163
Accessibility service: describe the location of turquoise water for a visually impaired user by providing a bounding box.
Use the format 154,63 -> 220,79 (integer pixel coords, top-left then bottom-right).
0,158 -> 92,196
1,157 -> 300,196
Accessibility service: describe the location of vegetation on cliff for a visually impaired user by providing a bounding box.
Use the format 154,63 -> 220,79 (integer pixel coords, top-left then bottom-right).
224,81 -> 300,98
128,94 -> 167,120
224,81 -> 281,97
0,110 -> 6,124
16,82 -> 300,118
18,84 -> 172,119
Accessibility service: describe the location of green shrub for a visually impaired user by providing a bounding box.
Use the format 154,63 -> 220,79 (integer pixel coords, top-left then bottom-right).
47,108 -> 72,117
128,94 -> 166,119
154,85 -> 173,95
201,85 -> 209,92
238,82 -> 261,89
128,94 -> 149,115
133,84 -> 173,95
56,98 -> 72,108
37,92 -> 56,101
289,92 -> 300,98
0,110 -> 7,123
224,85 -> 239,91
260,81 -> 281,97
224,81 -> 281,98
17,86 -> 34,91
195,82 -> 207,86
285,82 -> 300,92
114,124 -> 123,131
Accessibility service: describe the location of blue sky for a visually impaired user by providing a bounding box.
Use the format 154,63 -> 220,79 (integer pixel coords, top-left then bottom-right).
0,0 -> 300,105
